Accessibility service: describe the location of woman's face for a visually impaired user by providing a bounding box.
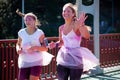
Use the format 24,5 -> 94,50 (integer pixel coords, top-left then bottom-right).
24,16 -> 36,28
62,7 -> 74,20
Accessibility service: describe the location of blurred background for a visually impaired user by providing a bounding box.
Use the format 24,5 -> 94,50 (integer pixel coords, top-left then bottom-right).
0,0 -> 119,39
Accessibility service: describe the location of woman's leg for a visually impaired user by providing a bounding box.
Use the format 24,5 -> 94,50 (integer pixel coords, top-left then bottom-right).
69,68 -> 83,80
57,64 -> 69,80
29,66 -> 42,80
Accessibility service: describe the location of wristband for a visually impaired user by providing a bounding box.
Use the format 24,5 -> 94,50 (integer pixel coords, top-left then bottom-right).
56,43 -> 59,48
44,38 -> 48,47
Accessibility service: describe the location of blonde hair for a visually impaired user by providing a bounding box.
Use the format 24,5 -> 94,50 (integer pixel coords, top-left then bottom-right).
24,13 -> 41,27
85,25 -> 92,32
63,3 -> 92,32
63,3 -> 77,16
63,3 -> 77,20
16,9 -> 25,17
16,9 -> 41,27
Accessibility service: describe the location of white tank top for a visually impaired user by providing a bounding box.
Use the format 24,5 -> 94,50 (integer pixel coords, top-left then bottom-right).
18,28 -> 44,67
62,29 -> 82,48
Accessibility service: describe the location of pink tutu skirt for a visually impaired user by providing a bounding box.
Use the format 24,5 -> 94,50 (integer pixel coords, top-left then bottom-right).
56,46 -> 99,71
18,51 -> 54,68
80,47 -> 99,71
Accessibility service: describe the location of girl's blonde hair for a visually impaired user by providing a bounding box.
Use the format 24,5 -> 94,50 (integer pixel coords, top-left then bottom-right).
24,13 -> 41,27
63,3 -> 77,18
16,9 -> 41,27
63,3 -> 91,32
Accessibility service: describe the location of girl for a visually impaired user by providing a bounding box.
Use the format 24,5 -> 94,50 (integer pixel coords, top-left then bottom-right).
49,3 -> 99,80
16,12 -> 53,80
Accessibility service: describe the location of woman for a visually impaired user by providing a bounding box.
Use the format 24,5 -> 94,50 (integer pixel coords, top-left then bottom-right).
16,12 -> 53,80
49,3 -> 99,80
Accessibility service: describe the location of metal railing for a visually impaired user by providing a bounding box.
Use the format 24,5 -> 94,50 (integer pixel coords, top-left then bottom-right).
0,33 -> 120,80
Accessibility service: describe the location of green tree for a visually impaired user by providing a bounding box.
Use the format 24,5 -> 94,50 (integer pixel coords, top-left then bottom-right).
0,0 -> 76,39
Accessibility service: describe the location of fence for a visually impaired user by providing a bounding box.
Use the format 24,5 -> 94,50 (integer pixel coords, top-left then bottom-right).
0,33 -> 120,80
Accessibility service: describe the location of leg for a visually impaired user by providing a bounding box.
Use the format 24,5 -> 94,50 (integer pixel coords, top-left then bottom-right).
29,75 -> 39,80
70,68 -> 83,80
30,66 -> 42,80
57,64 -> 69,80
18,67 -> 30,80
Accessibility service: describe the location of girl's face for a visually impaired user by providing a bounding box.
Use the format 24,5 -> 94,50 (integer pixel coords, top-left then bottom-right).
24,16 -> 36,28
62,7 -> 74,20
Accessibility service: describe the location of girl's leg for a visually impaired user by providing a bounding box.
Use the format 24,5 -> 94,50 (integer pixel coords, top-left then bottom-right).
18,67 -> 30,80
29,75 -> 39,80
57,64 -> 69,80
70,68 -> 83,80
30,66 -> 42,80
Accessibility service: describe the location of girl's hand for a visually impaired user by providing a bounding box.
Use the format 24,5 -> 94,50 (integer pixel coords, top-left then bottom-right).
17,48 -> 22,54
77,12 -> 88,26
16,45 -> 22,54
27,46 -> 38,53
48,41 -> 56,49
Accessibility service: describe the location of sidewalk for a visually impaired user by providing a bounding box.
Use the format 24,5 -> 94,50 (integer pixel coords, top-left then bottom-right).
81,65 -> 120,80
54,66 -> 120,80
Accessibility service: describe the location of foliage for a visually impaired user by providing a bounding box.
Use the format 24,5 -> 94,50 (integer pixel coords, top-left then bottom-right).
0,0 -> 22,39
0,0 -> 119,39
0,0 -> 75,39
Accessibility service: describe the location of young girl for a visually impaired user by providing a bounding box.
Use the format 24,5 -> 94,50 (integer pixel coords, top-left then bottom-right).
49,3 -> 99,80
16,12 -> 53,80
